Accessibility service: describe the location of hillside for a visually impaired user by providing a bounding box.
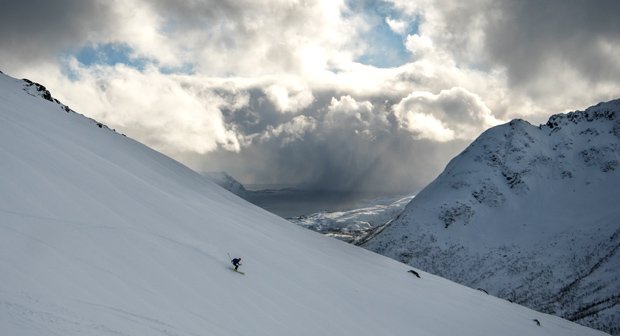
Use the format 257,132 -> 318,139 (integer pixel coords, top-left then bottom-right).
361,100 -> 620,335
0,71 -> 607,335
202,171 -> 248,196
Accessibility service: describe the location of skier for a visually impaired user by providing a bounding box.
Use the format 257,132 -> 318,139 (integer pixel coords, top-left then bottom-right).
231,257 -> 242,271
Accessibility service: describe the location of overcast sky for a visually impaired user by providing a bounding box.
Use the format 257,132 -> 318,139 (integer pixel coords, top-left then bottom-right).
1,0 -> 619,193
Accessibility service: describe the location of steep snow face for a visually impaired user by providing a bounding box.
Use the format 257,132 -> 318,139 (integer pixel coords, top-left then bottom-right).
361,100 -> 620,335
0,71 -> 608,336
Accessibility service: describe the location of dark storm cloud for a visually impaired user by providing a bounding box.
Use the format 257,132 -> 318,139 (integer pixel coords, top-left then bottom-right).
147,0 -> 260,24
186,86 -> 472,193
192,123 -> 468,194
483,0 -> 620,87
0,0 -> 115,69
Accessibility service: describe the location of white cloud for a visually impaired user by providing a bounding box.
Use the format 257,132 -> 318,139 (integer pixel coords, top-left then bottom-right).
259,115 -> 317,146
140,0 -> 366,77
399,111 -> 455,142
264,84 -> 314,113
405,34 -> 433,60
50,61 -> 243,154
394,87 -> 503,142
386,17 -> 408,35
326,95 -> 374,125
109,0 -> 181,67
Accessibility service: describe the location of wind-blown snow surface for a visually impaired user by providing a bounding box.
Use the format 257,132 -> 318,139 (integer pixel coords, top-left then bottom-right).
361,101 -> 620,335
0,71 -> 607,336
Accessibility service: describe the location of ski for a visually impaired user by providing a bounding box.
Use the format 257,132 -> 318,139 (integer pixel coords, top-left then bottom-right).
230,267 -> 245,275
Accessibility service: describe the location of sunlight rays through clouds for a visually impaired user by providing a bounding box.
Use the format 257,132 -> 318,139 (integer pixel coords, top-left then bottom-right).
1,0 -> 618,192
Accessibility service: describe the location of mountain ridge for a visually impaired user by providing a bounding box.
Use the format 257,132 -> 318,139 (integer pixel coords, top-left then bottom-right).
360,98 -> 620,334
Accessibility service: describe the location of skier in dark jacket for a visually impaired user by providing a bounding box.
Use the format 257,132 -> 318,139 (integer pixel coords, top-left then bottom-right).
231,257 -> 242,271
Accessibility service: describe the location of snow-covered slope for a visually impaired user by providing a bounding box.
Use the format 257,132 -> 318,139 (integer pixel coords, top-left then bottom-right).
202,171 -> 248,196
361,100 -> 620,335
0,71 -> 607,336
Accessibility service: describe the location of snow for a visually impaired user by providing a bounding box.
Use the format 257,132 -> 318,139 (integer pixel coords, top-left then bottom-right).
0,71 -> 608,335
289,193 -> 415,242
202,171 -> 248,196
361,105 -> 620,334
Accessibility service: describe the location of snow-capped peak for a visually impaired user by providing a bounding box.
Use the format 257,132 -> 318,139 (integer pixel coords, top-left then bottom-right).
361,98 -> 620,334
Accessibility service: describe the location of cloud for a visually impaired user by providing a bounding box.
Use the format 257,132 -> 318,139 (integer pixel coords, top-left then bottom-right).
257,115 -> 317,145
483,0 -> 620,87
2,0 -> 619,195
264,84 -> 315,113
393,88 -> 503,142
0,0 -> 116,68
389,0 -> 620,115
405,34 -> 433,61
54,61 -> 244,154
325,95 -> 383,131
386,17 -> 408,35
139,0 -> 367,76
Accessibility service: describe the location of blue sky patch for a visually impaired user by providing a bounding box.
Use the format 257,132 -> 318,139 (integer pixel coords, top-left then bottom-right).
349,0 -> 419,68
74,43 -> 149,69
60,42 -> 195,79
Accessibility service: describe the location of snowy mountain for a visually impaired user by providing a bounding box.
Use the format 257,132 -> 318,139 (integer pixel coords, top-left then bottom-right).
202,171 -> 248,196
0,70 -> 608,336
289,193 -> 415,243
360,100 -> 620,335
